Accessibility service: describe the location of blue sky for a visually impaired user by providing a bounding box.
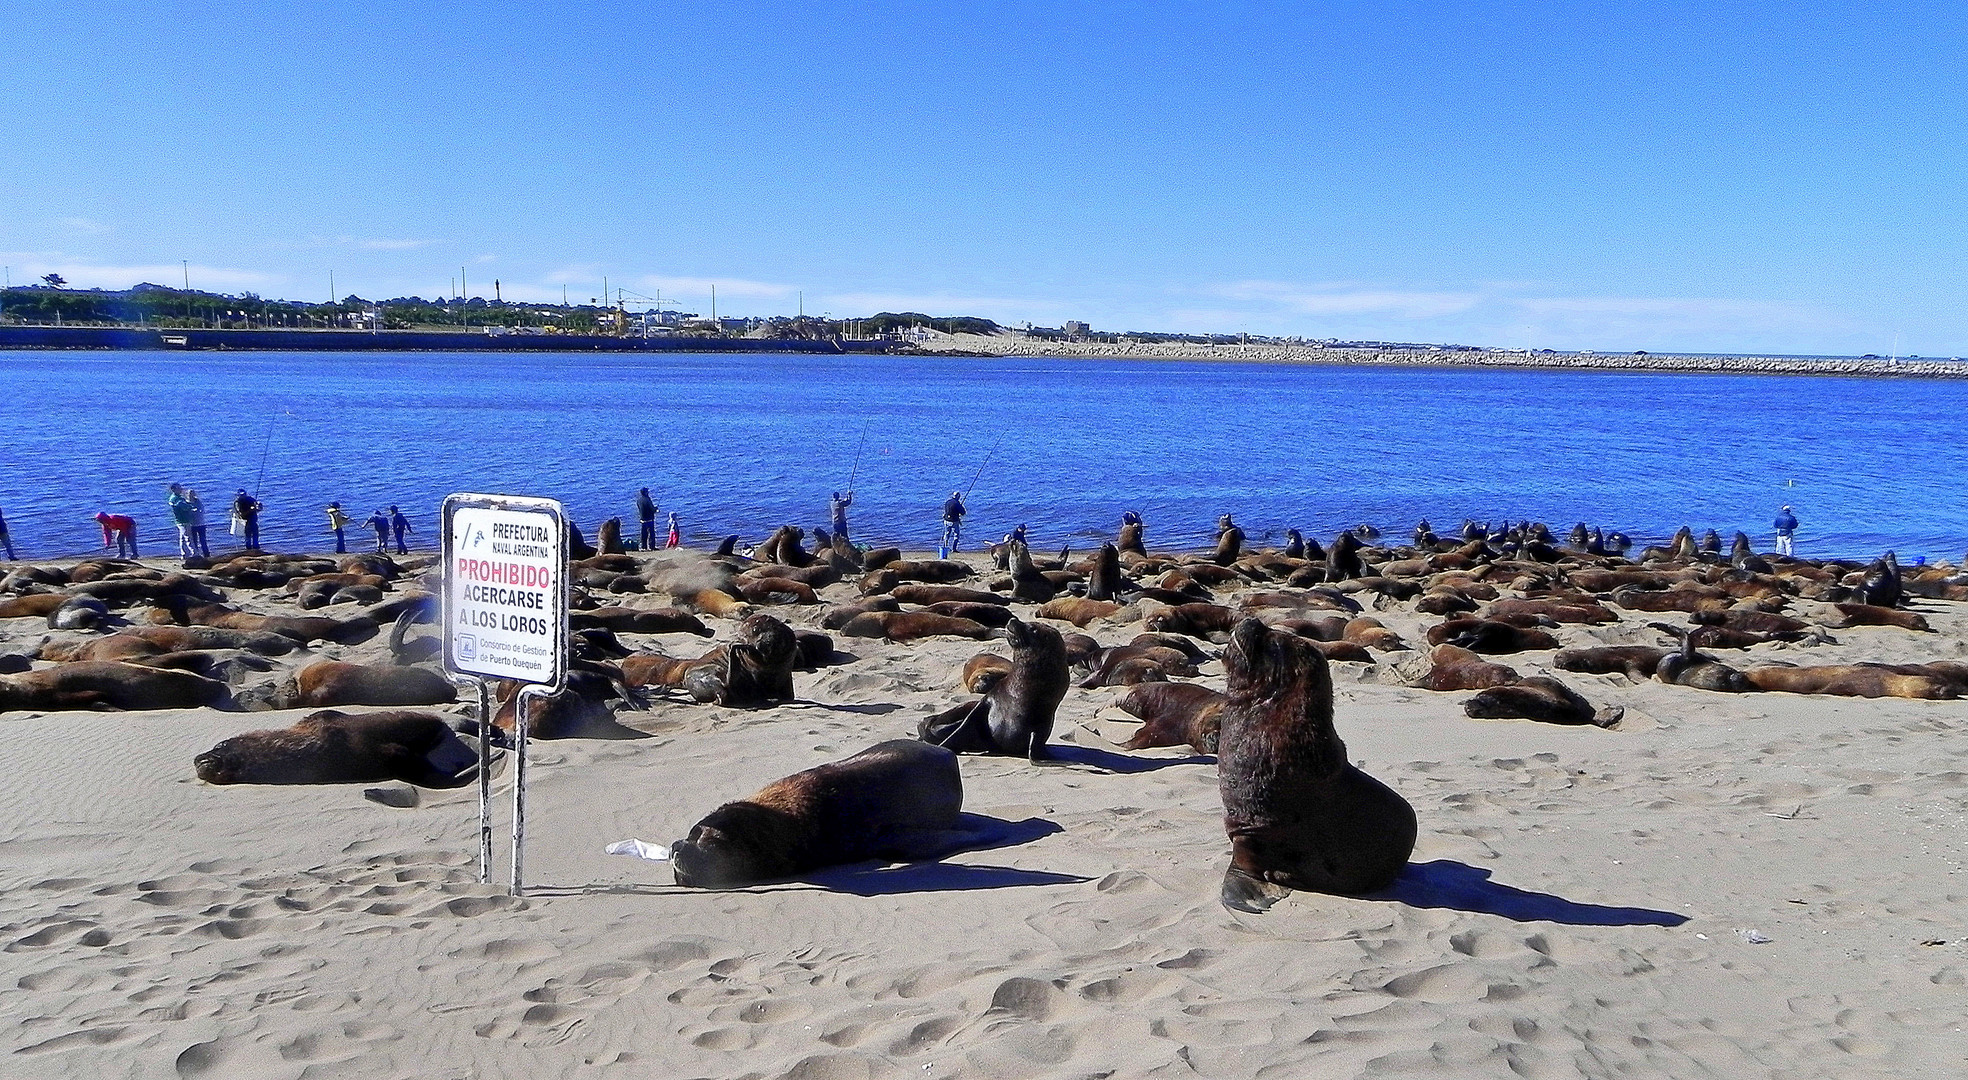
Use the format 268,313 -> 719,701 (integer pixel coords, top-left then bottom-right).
4,1 -> 1964,355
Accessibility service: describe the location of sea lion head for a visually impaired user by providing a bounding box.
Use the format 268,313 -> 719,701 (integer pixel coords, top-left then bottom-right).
669,801 -> 801,889
193,741 -> 245,785
1225,617 -> 1329,702
737,613 -> 798,668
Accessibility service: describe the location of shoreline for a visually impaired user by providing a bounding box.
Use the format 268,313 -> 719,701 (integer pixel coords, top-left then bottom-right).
903,333 -> 1968,379
4,324 -> 1967,378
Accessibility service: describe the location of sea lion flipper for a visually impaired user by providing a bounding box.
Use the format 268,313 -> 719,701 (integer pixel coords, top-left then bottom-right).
918,699 -> 992,753
1220,866 -> 1291,913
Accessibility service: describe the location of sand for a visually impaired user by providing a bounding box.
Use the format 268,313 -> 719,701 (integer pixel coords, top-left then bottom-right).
4,546 -> 1968,1079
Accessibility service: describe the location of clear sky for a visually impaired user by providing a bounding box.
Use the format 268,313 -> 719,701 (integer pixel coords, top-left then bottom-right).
4,1 -> 1964,355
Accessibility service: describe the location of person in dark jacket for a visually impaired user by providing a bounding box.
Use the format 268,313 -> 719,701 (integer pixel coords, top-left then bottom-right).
233,490 -> 262,550
830,490 -> 853,544
0,506 -> 15,560
941,491 -> 967,553
366,509 -> 390,554
389,505 -> 413,554
1774,505 -> 1798,556
636,488 -> 658,549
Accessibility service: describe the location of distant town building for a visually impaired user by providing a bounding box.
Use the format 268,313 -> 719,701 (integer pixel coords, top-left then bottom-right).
1063,320 -> 1091,339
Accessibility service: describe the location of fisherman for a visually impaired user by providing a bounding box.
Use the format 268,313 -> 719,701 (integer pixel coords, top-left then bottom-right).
830,490 -> 854,545
636,487 -> 658,549
325,501 -> 350,554
389,505 -> 413,554
941,491 -> 967,554
1774,505 -> 1799,556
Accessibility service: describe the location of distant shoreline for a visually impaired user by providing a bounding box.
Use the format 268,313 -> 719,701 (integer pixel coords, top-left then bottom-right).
902,333 -> 1968,379
5,323 -> 1966,379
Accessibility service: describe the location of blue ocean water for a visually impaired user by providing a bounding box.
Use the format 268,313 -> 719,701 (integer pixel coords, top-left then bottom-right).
2,349 -> 1963,562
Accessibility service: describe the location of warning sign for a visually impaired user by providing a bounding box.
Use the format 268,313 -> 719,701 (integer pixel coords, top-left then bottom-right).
442,494 -> 567,687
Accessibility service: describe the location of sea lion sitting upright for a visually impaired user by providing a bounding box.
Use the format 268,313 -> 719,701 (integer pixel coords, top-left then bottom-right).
916,617 -> 1069,760
1212,516 -> 1245,567
1086,542 -> 1123,602
1216,618 -> 1415,912
670,739 -> 966,889
1117,512 -> 1146,556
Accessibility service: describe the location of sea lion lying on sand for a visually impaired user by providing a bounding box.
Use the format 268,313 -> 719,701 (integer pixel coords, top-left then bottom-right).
1117,682 -> 1226,754
194,709 -> 482,786
670,740 -> 968,889
0,660 -> 231,712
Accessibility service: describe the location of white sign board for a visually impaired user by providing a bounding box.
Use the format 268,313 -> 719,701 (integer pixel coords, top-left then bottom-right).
442,494 -> 567,688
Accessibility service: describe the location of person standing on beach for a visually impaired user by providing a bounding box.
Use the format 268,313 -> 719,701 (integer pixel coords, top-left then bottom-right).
941,491 -> 967,553
665,510 -> 681,549
325,501 -> 350,554
636,487 -> 658,550
233,490 -> 262,550
166,484 -> 197,561
1774,505 -> 1798,556
95,511 -> 138,558
831,490 -> 854,545
366,509 -> 390,554
389,505 -> 413,554
186,488 -> 211,558
0,507 -> 16,560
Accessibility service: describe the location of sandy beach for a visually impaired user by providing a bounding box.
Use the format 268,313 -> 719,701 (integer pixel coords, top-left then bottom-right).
4,537 -> 1968,1079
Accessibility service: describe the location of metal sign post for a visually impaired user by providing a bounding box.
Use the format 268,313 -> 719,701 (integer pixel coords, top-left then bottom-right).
440,493 -> 568,896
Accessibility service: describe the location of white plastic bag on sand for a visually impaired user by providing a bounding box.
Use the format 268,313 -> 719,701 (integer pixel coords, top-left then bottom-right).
604,839 -> 671,861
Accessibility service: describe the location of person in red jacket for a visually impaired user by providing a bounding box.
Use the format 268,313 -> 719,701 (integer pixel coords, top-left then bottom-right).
94,511 -> 138,558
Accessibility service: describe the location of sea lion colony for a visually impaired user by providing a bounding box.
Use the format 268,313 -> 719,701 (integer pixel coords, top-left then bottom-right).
4,515 -> 1966,907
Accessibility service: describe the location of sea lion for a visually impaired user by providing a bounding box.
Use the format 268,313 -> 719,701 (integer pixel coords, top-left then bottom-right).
1216,618 -> 1416,912
1408,644 -> 1520,691
1464,676 -> 1614,727
1212,517 -> 1245,566
1849,552 -> 1903,608
569,606 -> 713,636
1076,644 -> 1198,688
1554,644 -> 1672,681
194,709 -> 481,786
1743,663 -> 1960,700
1086,542 -> 1123,602
917,617 -> 1069,760
1035,596 -> 1122,628
0,593 -> 69,619
1827,603 -> 1930,632
1654,636 -> 1751,692
1424,618 -> 1560,654
840,610 -> 996,642
1117,512 -> 1146,557
1117,681 -> 1226,754
1144,602 -> 1240,640
0,660 -> 230,712
670,739 -> 967,889
735,577 -> 820,605
47,596 -> 110,631
1327,531 -> 1365,581
960,652 -> 1013,693
890,584 -> 1006,607
622,613 -> 798,706
280,661 -> 459,708
925,601 -> 1018,628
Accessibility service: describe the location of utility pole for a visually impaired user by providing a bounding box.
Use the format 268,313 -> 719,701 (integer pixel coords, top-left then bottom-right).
711,284 -> 717,326
462,267 -> 467,299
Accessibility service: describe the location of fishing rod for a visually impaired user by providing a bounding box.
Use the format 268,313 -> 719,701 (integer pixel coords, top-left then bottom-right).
964,433 -> 1003,500
845,419 -> 870,495
252,409 -> 294,497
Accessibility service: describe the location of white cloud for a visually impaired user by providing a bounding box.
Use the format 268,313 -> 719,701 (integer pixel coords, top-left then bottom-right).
56,217 -> 113,236
1209,280 -> 1481,319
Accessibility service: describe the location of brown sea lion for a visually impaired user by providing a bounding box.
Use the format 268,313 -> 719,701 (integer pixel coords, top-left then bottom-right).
1145,603 -> 1240,639
1035,596 -> 1122,628
1464,676 -> 1614,727
961,652 -> 1013,693
1087,542 -> 1123,602
670,740 -> 967,889
890,584 -> 1005,607
840,610 -> 996,642
1742,663 -> 1960,700
1826,603 -> 1930,632
1412,644 -> 1521,691
0,660 -> 231,711
570,606 -> 714,636
820,596 -> 900,629
1216,618 -> 1416,911
691,588 -> 750,618
1424,618 -> 1560,654
1485,597 -> 1618,625
1117,681 -> 1226,754
0,593 -> 69,619
163,601 -> 379,645
1554,644 -> 1671,681
917,617 -> 1069,760
194,709 -> 481,786
925,601 -> 1018,628
281,661 -> 458,708
1654,636 -> 1751,692
735,577 -> 819,605
622,613 -> 798,706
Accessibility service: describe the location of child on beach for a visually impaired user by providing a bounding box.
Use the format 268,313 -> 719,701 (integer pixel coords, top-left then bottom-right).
666,511 -> 681,549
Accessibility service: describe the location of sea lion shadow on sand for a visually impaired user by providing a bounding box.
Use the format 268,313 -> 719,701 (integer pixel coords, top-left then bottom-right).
800,815 -> 1077,895
1043,743 -> 1215,774
1368,859 -> 1688,927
